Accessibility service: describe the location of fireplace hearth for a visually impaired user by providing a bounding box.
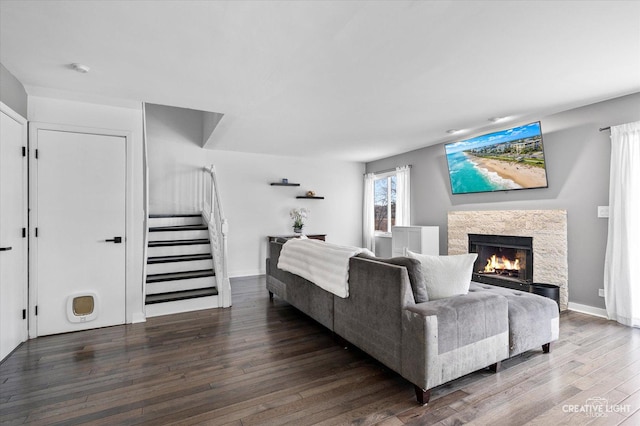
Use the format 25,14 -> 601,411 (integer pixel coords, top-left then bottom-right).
468,234 -> 533,291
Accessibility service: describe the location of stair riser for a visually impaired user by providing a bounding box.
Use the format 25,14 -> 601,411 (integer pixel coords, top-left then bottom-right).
147,244 -> 210,257
146,276 -> 216,295
148,216 -> 202,227
148,230 -> 209,242
145,295 -> 219,317
147,259 -> 214,275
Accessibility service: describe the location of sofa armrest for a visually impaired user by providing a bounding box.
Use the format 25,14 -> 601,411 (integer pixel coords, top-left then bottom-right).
401,292 -> 509,390
405,292 -> 509,354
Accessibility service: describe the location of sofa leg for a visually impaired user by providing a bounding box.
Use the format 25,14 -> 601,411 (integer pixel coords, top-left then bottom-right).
542,343 -> 551,353
268,291 -> 274,300
414,386 -> 431,405
332,333 -> 350,349
489,361 -> 501,373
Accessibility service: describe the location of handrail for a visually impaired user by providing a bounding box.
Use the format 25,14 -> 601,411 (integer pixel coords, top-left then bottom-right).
204,165 -> 225,224
202,165 -> 231,307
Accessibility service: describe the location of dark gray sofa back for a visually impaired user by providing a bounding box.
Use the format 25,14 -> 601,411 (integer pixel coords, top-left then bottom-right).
333,256 -> 414,373
267,241 -> 334,330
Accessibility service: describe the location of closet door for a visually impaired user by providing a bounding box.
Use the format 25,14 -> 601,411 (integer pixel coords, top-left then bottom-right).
0,103 -> 28,360
31,126 -> 126,336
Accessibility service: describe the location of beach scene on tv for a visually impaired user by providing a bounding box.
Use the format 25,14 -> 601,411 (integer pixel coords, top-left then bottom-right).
445,122 -> 548,194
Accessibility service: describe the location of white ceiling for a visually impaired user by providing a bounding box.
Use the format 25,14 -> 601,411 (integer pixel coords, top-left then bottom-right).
1,1 -> 639,162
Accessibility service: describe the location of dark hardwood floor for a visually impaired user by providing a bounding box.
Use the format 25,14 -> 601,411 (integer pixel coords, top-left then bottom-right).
2,276 -> 640,425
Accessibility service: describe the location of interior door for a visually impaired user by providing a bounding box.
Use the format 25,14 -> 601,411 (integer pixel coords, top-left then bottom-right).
33,128 -> 126,336
0,104 -> 28,360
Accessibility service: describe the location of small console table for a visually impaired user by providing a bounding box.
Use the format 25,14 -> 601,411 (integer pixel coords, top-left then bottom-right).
267,234 -> 326,242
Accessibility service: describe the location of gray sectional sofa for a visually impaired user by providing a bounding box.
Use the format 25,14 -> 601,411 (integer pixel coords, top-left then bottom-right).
266,240 -> 559,405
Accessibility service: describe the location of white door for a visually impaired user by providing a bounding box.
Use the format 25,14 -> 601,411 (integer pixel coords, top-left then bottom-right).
32,128 -> 126,336
0,103 -> 28,360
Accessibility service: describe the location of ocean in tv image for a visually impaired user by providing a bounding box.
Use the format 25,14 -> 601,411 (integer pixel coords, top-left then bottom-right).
446,151 -> 521,194
445,122 -> 548,195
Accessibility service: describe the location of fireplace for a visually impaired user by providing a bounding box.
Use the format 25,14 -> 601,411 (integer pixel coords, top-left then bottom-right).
468,234 -> 533,292
449,210 -> 568,311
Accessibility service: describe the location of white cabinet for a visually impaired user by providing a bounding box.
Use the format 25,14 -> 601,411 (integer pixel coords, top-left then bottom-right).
392,226 -> 439,257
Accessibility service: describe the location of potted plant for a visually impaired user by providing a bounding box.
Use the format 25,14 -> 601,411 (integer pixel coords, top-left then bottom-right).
290,207 -> 309,233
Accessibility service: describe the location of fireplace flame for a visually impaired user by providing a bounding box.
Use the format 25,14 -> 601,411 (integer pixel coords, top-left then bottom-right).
484,254 -> 520,273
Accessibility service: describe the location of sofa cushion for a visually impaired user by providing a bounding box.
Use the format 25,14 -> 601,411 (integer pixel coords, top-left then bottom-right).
469,282 -> 559,356
355,253 -> 428,303
407,251 -> 477,300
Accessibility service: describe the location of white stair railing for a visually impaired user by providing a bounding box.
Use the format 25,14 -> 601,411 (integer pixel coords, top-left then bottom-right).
202,165 -> 231,307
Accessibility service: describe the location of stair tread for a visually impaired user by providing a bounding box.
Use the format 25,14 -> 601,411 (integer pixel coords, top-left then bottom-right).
145,287 -> 218,304
148,239 -> 210,247
149,214 -> 201,218
147,269 -> 215,283
148,254 -> 212,264
149,225 -> 207,232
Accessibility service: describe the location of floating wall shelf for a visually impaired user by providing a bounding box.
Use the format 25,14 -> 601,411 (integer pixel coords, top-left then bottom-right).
296,196 -> 324,199
270,182 -> 300,186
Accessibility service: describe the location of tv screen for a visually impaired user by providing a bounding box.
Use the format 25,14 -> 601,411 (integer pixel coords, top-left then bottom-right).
444,121 -> 548,195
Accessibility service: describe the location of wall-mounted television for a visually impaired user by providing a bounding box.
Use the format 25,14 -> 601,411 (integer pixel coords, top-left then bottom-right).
444,121 -> 548,195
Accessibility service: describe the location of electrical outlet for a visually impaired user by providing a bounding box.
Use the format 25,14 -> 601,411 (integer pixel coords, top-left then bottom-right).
598,288 -> 605,297
597,206 -> 609,218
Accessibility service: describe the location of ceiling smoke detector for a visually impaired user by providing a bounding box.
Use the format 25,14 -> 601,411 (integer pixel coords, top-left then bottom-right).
70,63 -> 90,73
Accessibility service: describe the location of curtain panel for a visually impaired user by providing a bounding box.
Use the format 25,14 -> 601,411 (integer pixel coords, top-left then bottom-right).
363,173 -> 376,252
395,165 -> 411,227
604,121 -> 640,327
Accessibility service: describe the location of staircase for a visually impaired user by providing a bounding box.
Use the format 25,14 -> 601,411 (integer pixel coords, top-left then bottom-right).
145,214 -> 219,317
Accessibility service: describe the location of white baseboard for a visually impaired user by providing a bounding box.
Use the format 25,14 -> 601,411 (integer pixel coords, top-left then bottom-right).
131,312 -> 147,323
230,269 -> 264,278
568,302 -> 608,319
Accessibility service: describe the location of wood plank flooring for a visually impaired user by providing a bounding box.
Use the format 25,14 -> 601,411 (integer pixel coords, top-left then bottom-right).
2,276 -> 640,425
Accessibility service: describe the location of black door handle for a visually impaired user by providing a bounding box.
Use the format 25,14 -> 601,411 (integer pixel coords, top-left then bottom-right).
0,246 -> 12,251
105,237 -> 122,244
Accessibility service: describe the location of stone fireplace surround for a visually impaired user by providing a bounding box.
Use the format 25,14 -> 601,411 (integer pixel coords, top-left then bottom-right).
448,209 -> 568,311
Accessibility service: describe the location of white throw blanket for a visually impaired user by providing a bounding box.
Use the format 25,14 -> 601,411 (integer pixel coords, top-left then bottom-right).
277,238 -> 372,298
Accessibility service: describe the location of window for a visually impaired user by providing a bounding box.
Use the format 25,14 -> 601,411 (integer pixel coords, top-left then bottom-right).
364,165 -> 410,251
374,174 -> 396,233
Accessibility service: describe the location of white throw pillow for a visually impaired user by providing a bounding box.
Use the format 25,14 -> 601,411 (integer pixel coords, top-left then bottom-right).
407,250 -> 478,300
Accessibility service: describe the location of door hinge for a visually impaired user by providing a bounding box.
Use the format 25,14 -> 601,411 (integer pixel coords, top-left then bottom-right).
35,149 -> 39,159
35,228 -> 38,237
35,306 -> 38,316
22,146 -> 26,157
22,228 -> 26,238
22,309 -> 26,320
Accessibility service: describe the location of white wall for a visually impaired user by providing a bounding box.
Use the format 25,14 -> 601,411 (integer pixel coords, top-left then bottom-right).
212,151 -> 365,276
28,96 -> 146,323
146,104 -> 365,277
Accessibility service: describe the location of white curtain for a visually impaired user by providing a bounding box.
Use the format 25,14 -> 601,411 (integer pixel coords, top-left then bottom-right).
604,121 -> 640,327
395,165 -> 411,226
363,173 -> 376,252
